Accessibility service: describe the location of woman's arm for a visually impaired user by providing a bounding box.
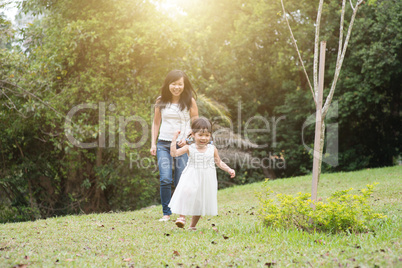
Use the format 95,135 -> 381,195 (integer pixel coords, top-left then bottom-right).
190,98 -> 199,122
150,105 -> 161,156
171,130 -> 189,157
214,147 -> 235,178
178,98 -> 198,147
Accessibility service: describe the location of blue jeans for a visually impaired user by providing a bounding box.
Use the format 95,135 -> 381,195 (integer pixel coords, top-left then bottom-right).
156,140 -> 188,216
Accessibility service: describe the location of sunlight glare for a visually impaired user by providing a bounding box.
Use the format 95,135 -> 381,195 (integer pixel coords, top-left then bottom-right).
156,0 -> 188,18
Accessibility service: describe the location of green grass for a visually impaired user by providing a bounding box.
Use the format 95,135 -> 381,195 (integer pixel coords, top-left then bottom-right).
1,166 -> 401,267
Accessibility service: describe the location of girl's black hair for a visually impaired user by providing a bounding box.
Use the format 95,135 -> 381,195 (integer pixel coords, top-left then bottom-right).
156,70 -> 197,111
191,117 -> 212,134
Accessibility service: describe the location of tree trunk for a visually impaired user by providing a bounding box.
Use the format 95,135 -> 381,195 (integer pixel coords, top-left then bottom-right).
311,41 -> 326,205
261,166 -> 277,180
90,146 -> 110,212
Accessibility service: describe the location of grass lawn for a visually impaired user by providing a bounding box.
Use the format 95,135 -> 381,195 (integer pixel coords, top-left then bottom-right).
1,166 -> 401,267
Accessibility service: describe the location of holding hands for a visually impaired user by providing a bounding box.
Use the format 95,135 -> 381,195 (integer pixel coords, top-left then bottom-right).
150,130 -> 185,156
172,130 -> 186,147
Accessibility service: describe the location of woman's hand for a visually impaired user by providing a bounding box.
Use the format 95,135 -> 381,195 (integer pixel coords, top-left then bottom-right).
228,168 -> 236,178
150,145 -> 156,156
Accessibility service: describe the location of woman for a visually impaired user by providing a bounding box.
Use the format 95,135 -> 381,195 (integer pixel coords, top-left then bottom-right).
150,70 -> 198,221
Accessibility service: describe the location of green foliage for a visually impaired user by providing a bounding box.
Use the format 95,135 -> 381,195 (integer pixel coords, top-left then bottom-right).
1,0 -> 185,221
258,183 -> 386,233
0,203 -> 41,223
334,0 -> 402,169
274,90 -> 316,176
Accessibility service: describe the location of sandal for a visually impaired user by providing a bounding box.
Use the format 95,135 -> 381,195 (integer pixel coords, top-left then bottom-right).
158,215 -> 170,222
188,227 -> 197,231
175,217 -> 186,228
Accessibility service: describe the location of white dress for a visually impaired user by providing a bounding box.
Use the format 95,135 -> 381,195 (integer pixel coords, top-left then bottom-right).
168,144 -> 218,216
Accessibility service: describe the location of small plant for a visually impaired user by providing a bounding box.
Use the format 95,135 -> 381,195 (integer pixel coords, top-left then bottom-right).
258,183 -> 386,233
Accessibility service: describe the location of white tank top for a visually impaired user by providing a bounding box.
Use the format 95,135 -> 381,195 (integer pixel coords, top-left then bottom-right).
158,103 -> 191,141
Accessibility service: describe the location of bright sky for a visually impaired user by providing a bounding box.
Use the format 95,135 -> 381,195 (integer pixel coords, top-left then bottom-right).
2,1 -> 19,22
153,0 -> 187,17
3,1 -> 186,22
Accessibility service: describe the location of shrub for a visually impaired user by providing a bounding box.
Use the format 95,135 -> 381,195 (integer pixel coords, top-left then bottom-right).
257,183 -> 386,233
0,204 -> 41,223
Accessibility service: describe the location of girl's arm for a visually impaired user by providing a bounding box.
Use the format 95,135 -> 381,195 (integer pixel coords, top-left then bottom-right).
214,147 -> 235,178
171,131 -> 189,157
150,104 -> 161,156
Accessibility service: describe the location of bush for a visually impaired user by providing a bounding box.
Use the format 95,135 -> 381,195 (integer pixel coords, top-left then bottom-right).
0,204 -> 41,223
258,183 -> 386,233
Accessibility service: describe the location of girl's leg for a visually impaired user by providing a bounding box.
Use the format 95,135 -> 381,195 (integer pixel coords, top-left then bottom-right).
190,216 -> 201,228
156,140 -> 173,217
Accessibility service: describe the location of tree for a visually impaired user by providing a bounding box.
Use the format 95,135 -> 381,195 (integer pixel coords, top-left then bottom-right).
335,0 -> 401,169
280,0 -> 371,202
1,0 -> 192,221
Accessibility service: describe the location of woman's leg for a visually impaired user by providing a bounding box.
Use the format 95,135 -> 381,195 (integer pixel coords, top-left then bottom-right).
157,140 -> 173,216
173,145 -> 188,187
173,146 -> 188,221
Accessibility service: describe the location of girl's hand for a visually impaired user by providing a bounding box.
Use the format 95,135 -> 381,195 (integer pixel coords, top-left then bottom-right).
228,168 -> 235,178
150,145 -> 156,156
177,138 -> 186,147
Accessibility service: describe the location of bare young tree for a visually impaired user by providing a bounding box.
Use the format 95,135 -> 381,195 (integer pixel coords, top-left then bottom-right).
280,0 -> 365,202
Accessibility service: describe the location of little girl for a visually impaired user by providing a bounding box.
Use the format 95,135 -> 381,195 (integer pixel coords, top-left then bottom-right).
168,118 -> 235,230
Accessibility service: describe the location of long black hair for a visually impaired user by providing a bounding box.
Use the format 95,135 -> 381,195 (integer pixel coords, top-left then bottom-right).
156,70 -> 197,111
